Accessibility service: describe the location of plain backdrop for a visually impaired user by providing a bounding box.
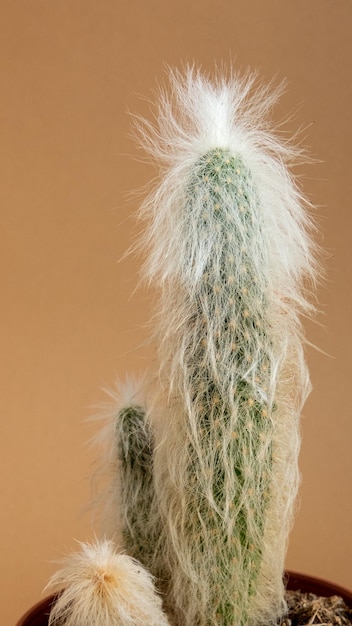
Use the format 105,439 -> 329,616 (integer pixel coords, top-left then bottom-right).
1,1 -> 351,623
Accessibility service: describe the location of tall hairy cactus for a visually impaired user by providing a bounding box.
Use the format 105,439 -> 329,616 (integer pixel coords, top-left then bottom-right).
134,68 -> 318,626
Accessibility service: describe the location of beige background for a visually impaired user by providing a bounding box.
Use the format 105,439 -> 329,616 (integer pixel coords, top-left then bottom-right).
1,1 -> 351,623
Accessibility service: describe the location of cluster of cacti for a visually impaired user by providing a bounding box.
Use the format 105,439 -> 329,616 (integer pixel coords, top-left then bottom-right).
46,68 -> 318,626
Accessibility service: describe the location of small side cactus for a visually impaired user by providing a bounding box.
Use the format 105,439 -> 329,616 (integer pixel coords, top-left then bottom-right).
115,395 -> 167,584
116,402 -> 154,562
97,380 -> 163,580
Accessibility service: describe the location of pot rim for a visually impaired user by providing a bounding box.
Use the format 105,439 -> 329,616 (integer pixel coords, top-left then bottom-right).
16,571 -> 352,625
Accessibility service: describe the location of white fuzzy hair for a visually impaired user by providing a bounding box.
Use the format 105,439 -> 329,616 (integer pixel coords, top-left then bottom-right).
136,67 -> 318,299
133,67 -> 319,625
45,539 -> 170,626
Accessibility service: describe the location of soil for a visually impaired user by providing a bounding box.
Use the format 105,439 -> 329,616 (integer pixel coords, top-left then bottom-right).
283,590 -> 352,625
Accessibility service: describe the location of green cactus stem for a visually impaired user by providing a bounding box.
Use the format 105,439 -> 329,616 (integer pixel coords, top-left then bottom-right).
117,404 -> 155,563
151,147 -> 278,625
189,148 -> 273,622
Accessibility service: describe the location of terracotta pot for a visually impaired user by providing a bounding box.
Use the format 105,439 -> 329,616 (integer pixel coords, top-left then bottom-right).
16,572 -> 352,626
16,595 -> 55,626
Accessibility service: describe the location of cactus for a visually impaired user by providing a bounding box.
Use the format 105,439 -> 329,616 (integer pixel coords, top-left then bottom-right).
134,68 -> 318,625
116,402 -> 154,560
115,397 -> 167,583
45,539 -> 171,626
97,380 -> 164,581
